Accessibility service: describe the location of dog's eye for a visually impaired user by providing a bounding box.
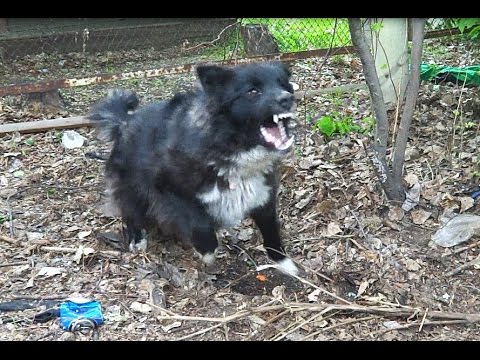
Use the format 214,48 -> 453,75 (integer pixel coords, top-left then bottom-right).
248,88 -> 260,95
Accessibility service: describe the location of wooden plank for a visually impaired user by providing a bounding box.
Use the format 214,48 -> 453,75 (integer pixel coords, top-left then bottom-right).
0,116 -> 92,135
0,83 -> 368,136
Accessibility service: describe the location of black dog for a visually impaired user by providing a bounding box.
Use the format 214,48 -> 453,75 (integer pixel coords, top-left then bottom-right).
88,61 -> 298,275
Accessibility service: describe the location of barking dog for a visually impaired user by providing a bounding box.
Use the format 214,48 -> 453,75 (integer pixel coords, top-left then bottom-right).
88,61 -> 298,275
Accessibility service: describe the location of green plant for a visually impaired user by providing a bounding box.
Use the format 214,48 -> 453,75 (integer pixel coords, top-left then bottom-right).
457,18 -> 480,40
47,188 -> 56,197
328,91 -> 344,107
313,113 -> 374,137
24,137 -> 35,146
0,215 -> 6,225
331,55 -> 347,66
242,18 -> 350,52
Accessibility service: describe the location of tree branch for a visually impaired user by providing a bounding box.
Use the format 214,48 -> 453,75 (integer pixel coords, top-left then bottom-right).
391,18 -> 427,181
348,18 -> 389,161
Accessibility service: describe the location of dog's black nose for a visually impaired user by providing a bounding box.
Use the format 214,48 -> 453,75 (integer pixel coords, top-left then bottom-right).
277,91 -> 295,110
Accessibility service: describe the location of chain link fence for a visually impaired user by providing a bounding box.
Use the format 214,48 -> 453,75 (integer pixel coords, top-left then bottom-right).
0,18 -> 463,89
0,18 -> 353,61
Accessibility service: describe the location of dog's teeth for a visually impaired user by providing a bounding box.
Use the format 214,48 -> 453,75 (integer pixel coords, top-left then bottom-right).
273,114 -> 279,124
261,127 -> 275,144
278,136 -> 294,150
278,113 -> 293,120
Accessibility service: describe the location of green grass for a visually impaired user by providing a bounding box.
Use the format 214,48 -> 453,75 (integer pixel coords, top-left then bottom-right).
202,18 -> 351,59
242,18 -> 351,52
313,113 -> 374,138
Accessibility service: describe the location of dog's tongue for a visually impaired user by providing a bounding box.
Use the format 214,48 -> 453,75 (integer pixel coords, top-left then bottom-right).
260,125 -> 294,150
263,126 -> 281,140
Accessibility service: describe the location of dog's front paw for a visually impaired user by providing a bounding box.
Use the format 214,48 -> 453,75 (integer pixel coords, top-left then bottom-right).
276,257 -> 299,277
129,238 -> 148,252
193,249 -> 217,266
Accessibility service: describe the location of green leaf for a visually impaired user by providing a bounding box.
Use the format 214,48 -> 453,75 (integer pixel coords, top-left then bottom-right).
13,170 -> 25,178
24,138 -> 35,146
315,116 -> 336,137
370,22 -> 384,33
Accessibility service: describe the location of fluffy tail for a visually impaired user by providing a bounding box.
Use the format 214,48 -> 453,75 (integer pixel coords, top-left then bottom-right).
88,89 -> 140,142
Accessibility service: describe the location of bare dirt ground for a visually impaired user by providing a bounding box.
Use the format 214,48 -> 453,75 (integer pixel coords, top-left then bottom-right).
1,37 -> 480,341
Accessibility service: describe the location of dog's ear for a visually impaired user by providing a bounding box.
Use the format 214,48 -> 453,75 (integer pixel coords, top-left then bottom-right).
196,65 -> 235,95
270,61 -> 292,79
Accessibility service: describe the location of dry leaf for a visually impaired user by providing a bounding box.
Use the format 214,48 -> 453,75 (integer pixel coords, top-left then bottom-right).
402,182 -> 422,211
356,280 -> 369,298
256,274 -> 268,282
308,289 -> 321,302
78,230 -> 92,239
73,245 -> 96,264
237,228 -> 254,241
411,209 -> 432,225
295,194 -> 313,210
405,259 -> 421,272
130,301 -> 152,314
404,173 -> 419,187
458,196 -> 474,213
326,222 -> 342,236
388,206 -> 405,221
37,267 -> 63,277
161,321 -> 182,332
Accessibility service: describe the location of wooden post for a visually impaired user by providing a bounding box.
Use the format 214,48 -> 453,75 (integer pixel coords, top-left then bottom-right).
364,18 -> 409,109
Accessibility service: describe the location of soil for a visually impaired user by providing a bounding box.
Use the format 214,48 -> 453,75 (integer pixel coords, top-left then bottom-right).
1,37 -> 480,341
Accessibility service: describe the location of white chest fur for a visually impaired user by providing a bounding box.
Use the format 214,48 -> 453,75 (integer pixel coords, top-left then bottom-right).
198,174 -> 271,226
197,146 -> 280,227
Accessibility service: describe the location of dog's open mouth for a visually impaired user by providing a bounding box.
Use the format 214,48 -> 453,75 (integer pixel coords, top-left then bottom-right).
260,113 -> 295,151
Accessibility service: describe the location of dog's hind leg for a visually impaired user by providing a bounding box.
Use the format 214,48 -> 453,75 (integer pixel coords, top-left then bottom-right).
190,220 -> 218,266
149,194 -> 219,266
250,197 -> 299,276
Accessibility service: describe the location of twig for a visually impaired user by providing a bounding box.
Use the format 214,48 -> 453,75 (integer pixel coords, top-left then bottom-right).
344,205 -> 370,254
311,18 -> 338,78
295,84 -> 367,101
419,308 -> 428,332
39,246 -> 121,257
172,323 -> 224,341
0,234 -> 20,246
0,261 -> 28,268
146,302 -> 180,317
304,315 -> 377,340
272,311 -> 329,341
183,22 -> 239,51
450,71 -> 469,164
368,319 -> 470,337
12,295 -> 67,300
256,264 -> 352,305
156,301 -> 480,323
443,240 -> 480,257
6,195 -> 14,237
447,254 -> 480,276
31,330 -> 58,341
230,243 -> 257,269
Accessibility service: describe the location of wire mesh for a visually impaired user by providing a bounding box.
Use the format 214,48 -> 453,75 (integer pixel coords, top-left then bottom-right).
0,18 -> 462,89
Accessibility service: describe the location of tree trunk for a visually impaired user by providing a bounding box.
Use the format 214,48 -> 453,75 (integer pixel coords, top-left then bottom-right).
391,18 -> 427,181
241,24 -> 280,56
364,18 -> 409,109
349,19 -> 405,200
348,18 -> 426,203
